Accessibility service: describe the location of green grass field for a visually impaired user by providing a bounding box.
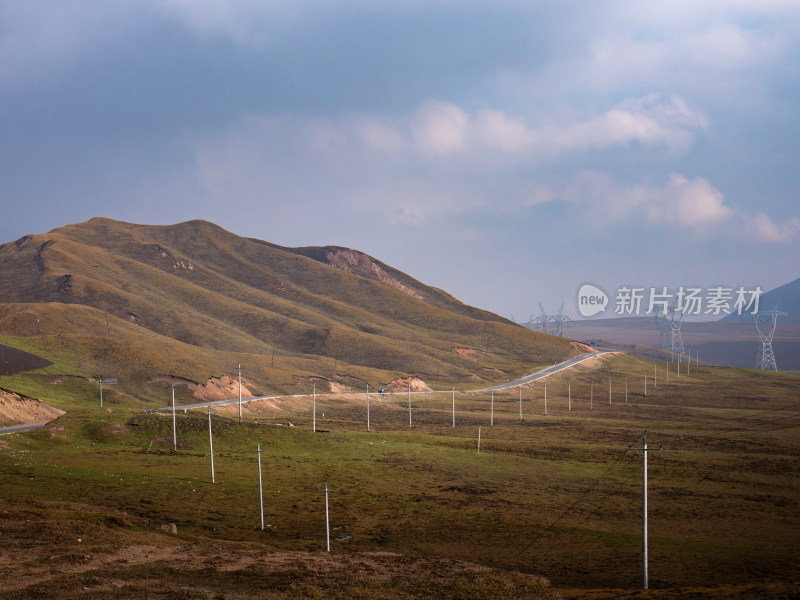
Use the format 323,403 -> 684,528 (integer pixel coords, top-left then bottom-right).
1,353 -> 798,598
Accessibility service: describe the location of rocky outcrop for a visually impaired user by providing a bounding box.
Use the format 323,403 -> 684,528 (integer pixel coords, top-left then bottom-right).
325,248 -> 423,300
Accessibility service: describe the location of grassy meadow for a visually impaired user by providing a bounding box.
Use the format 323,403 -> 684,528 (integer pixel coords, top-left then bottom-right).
1,352 -> 799,598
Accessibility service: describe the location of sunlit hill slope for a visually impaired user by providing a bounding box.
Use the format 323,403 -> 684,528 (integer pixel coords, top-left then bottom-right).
0,218 -> 577,404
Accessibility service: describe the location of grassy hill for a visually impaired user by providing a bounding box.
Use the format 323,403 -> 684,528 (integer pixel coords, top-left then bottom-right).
0,218 -> 576,405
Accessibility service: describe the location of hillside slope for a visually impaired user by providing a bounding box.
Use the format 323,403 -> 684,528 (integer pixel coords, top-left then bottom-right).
0,218 -> 575,402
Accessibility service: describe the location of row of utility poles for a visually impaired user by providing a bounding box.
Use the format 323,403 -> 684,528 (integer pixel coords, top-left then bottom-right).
176,395 -> 664,588
154,359 -> 668,589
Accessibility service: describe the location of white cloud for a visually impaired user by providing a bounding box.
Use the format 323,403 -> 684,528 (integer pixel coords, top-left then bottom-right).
181,94 -> 715,228
472,109 -> 533,153
406,93 -> 706,160
646,173 -> 733,228
750,212 -> 800,243
550,171 -> 799,244
352,118 -> 405,152
411,101 -> 469,156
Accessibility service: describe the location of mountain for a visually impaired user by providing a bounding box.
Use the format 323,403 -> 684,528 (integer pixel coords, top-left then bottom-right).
721,277 -> 800,324
0,218 -> 577,401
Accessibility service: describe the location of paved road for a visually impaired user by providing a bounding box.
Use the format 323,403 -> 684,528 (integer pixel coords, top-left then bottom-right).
160,351 -> 615,412
474,351 -> 614,391
158,394 -> 297,413
0,422 -> 49,436
0,351 -> 617,429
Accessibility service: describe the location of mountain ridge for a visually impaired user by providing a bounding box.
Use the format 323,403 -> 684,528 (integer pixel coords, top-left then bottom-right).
0,217 -> 575,400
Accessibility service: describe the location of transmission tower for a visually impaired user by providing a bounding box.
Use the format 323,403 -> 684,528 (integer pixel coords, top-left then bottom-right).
653,305 -> 685,355
753,309 -> 787,371
549,302 -> 572,337
526,303 -> 572,337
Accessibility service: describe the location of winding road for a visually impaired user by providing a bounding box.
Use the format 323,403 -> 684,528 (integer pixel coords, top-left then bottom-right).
158,350 -> 613,412
0,350 -> 614,433
475,351 -> 613,391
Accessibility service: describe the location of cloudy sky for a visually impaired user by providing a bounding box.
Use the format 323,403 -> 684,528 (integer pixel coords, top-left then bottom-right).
2,0 -> 799,319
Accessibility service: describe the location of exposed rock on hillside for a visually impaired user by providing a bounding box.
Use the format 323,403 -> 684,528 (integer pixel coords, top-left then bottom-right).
189,375 -> 254,402
329,381 -> 353,393
0,388 -> 65,427
325,248 -> 424,300
387,377 -> 431,392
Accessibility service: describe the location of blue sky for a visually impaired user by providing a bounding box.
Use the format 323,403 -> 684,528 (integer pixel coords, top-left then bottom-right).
1,1 -> 799,319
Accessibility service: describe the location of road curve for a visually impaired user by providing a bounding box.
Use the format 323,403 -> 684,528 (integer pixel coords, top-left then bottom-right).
473,351 -> 615,391
160,351 -> 617,412
0,352 -> 619,431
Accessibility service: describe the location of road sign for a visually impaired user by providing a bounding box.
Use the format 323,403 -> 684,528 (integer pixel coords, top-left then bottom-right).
99,378 -> 118,407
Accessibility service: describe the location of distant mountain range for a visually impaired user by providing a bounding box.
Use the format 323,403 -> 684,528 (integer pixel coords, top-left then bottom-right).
0,218 -> 576,398
721,277 -> 800,323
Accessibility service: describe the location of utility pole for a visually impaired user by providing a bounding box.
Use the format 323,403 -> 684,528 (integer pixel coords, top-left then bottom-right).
491,390 -> 494,426
172,384 -> 177,451
628,431 -> 662,590
654,365 -> 657,388
324,480 -> 331,552
452,387 -> 456,428
366,384 -> 370,432
644,373 -> 647,397
313,381 -> 316,433
544,382 -> 548,416
258,444 -> 264,531
408,383 -> 412,427
666,361 -> 669,381
520,387 -> 523,419
608,378 -> 612,405
208,407 -> 215,484
238,363 -> 243,423
625,377 -> 628,404
590,380 -> 594,409
568,380 -> 571,411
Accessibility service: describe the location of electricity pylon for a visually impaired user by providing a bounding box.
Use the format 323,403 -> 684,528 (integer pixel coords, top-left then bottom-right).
654,305 -> 685,355
753,309 -> 787,371
526,303 -> 572,336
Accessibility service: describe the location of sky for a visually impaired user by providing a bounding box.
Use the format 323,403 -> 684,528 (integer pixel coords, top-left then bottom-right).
2,0 -> 799,320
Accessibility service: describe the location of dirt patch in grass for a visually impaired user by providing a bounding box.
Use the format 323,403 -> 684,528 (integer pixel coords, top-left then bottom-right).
454,347 -> 481,360
387,377 -> 431,392
570,341 -> 595,353
329,381 -> 352,393
190,375 -> 254,402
